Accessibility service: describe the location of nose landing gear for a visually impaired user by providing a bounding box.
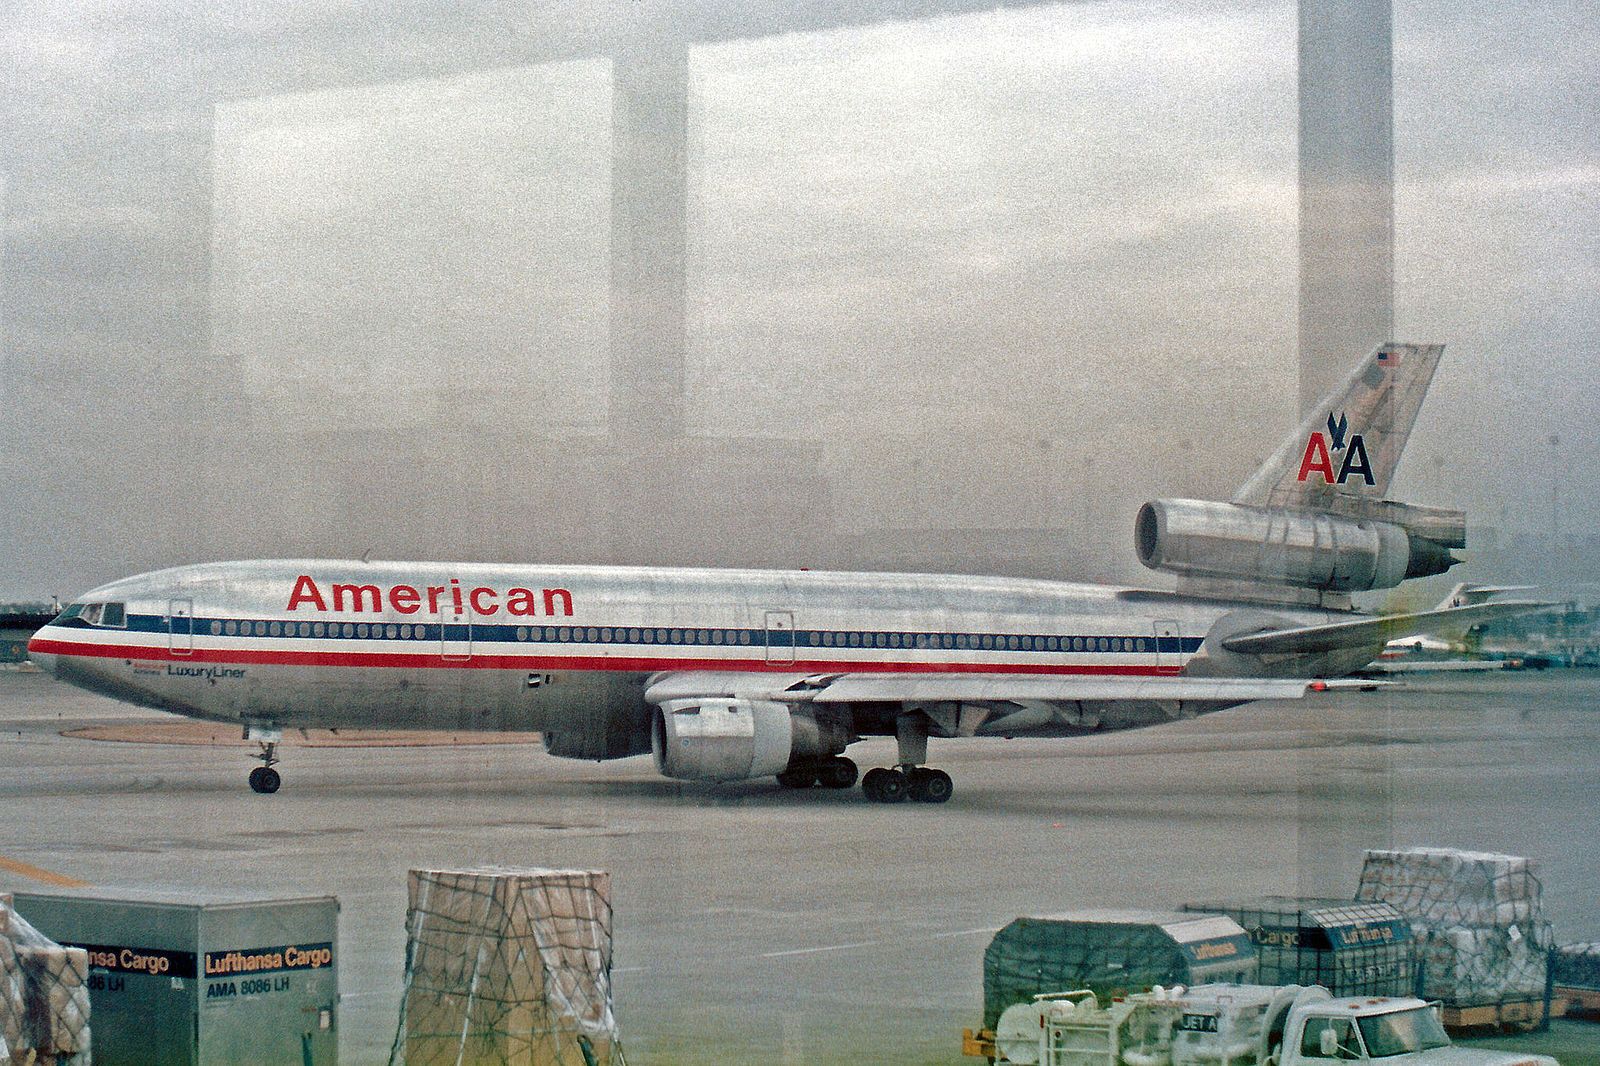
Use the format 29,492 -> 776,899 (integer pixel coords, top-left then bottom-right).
246,731 -> 282,794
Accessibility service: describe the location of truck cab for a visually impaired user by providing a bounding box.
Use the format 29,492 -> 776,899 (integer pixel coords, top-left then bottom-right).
972,985 -> 1560,1066
1277,994 -> 1558,1066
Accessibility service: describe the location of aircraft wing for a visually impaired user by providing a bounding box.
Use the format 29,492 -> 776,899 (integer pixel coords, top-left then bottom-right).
1221,599 -> 1558,656
803,675 -> 1379,702
643,671 -> 1382,707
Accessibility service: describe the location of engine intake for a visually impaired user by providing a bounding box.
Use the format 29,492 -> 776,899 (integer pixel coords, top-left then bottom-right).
1136,498 -> 1456,593
652,700 -> 847,783
653,698 -> 794,782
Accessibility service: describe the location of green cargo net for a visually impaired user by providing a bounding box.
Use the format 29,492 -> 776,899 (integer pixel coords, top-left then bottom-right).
1554,943 -> 1600,990
1183,897 -> 1415,998
982,912 -> 1254,1031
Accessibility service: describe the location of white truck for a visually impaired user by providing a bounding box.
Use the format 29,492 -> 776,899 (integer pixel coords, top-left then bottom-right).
975,984 -> 1560,1066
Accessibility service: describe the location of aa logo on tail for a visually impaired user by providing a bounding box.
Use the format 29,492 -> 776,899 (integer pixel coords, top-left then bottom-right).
1297,411 -> 1374,486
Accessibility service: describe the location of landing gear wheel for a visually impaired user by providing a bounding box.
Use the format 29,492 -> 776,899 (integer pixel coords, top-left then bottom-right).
861,767 -> 907,803
248,736 -> 282,794
817,757 -> 858,790
776,765 -> 816,789
907,767 -> 953,804
248,766 -> 281,794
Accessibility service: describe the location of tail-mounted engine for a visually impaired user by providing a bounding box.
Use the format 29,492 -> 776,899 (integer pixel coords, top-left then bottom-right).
1135,497 -> 1460,594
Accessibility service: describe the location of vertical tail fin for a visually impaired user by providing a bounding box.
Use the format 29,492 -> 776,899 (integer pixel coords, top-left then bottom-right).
1234,343 -> 1445,508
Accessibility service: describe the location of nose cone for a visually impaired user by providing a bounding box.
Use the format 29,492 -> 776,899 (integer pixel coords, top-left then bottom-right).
26,631 -> 58,675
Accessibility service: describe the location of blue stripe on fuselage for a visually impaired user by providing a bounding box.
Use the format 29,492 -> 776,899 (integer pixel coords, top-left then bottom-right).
57,614 -> 1204,655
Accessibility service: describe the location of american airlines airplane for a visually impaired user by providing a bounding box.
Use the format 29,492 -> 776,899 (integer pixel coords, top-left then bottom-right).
28,345 -> 1545,801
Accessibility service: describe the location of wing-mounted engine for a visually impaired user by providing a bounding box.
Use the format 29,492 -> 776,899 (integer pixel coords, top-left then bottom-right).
652,699 -> 849,783
1135,498 -> 1460,596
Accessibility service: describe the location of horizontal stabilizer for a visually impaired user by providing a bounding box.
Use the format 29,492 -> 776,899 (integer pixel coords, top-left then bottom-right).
644,671 -> 1384,707
1221,599 -> 1557,656
1433,582 -> 1538,610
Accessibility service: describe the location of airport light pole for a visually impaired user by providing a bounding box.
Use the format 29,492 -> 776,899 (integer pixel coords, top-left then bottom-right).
1548,433 -> 1560,540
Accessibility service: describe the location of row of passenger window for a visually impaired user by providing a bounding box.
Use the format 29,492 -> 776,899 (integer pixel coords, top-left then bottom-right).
805,632 -> 1150,653
503,626 -> 1150,654
512,625 -> 755,646
207,619 -> 1154,654
212,619 -> 428,640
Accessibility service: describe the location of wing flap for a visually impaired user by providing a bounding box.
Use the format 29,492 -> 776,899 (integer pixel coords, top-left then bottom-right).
643,670 -> 1383,707
1221,599 -> 1556,656
808,675 -> 1378,703
642,671 -> 828,703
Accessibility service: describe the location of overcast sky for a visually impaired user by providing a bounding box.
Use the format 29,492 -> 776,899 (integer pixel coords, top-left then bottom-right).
2,0 -> 1596,599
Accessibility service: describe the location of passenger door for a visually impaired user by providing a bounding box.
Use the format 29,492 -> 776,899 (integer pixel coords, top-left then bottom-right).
1153,619 -> 1181,671
764,610 -> 795,665
168,598 -> 194,657
440,604 -> 472,661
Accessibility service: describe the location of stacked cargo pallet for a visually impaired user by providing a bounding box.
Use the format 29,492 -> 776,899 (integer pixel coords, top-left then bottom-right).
388,868 -> 624,1066
0,895 -> 90,1066
1356,848 -> 1553,1030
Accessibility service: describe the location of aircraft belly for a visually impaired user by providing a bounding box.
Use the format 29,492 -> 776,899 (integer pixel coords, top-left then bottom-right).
78,656 -> 649,733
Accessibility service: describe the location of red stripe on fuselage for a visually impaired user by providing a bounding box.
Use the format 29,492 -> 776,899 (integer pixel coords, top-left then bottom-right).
28,638 -> 1183,676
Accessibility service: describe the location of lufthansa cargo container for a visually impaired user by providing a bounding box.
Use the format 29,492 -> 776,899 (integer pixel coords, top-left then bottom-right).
12,891 -> 337,1066
1,611 -> 50,664
1182,897 -> 1415,997
982,909 -> 1255,1031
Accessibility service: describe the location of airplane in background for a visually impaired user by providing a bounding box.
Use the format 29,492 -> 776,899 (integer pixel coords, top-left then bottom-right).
1369,583 -> 1549,672
28,344 -> 1550,802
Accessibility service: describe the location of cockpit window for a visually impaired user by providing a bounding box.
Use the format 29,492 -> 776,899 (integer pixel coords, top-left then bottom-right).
53,603 -> 84,624
76,602 -> 127,628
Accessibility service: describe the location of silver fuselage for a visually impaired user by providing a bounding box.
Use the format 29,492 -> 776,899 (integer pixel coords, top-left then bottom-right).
27,560 -> 1369,740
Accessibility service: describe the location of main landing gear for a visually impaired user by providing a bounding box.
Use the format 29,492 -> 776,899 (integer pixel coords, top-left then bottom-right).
862,766 -> 952,804
776,756 -> 859,790
860,714 -> 953,804
247,737 -> 282,795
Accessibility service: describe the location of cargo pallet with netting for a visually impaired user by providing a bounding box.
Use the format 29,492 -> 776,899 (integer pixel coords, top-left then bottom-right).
1357,848 -> 1556,1034
1,893 -> 91,1066
1552,942 -> 1600,1022
388,868 -> 624,1066
1182,897 -> 1414,997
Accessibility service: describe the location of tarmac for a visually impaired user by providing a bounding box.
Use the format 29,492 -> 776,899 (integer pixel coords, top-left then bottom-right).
1,665 -> 1596,1064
